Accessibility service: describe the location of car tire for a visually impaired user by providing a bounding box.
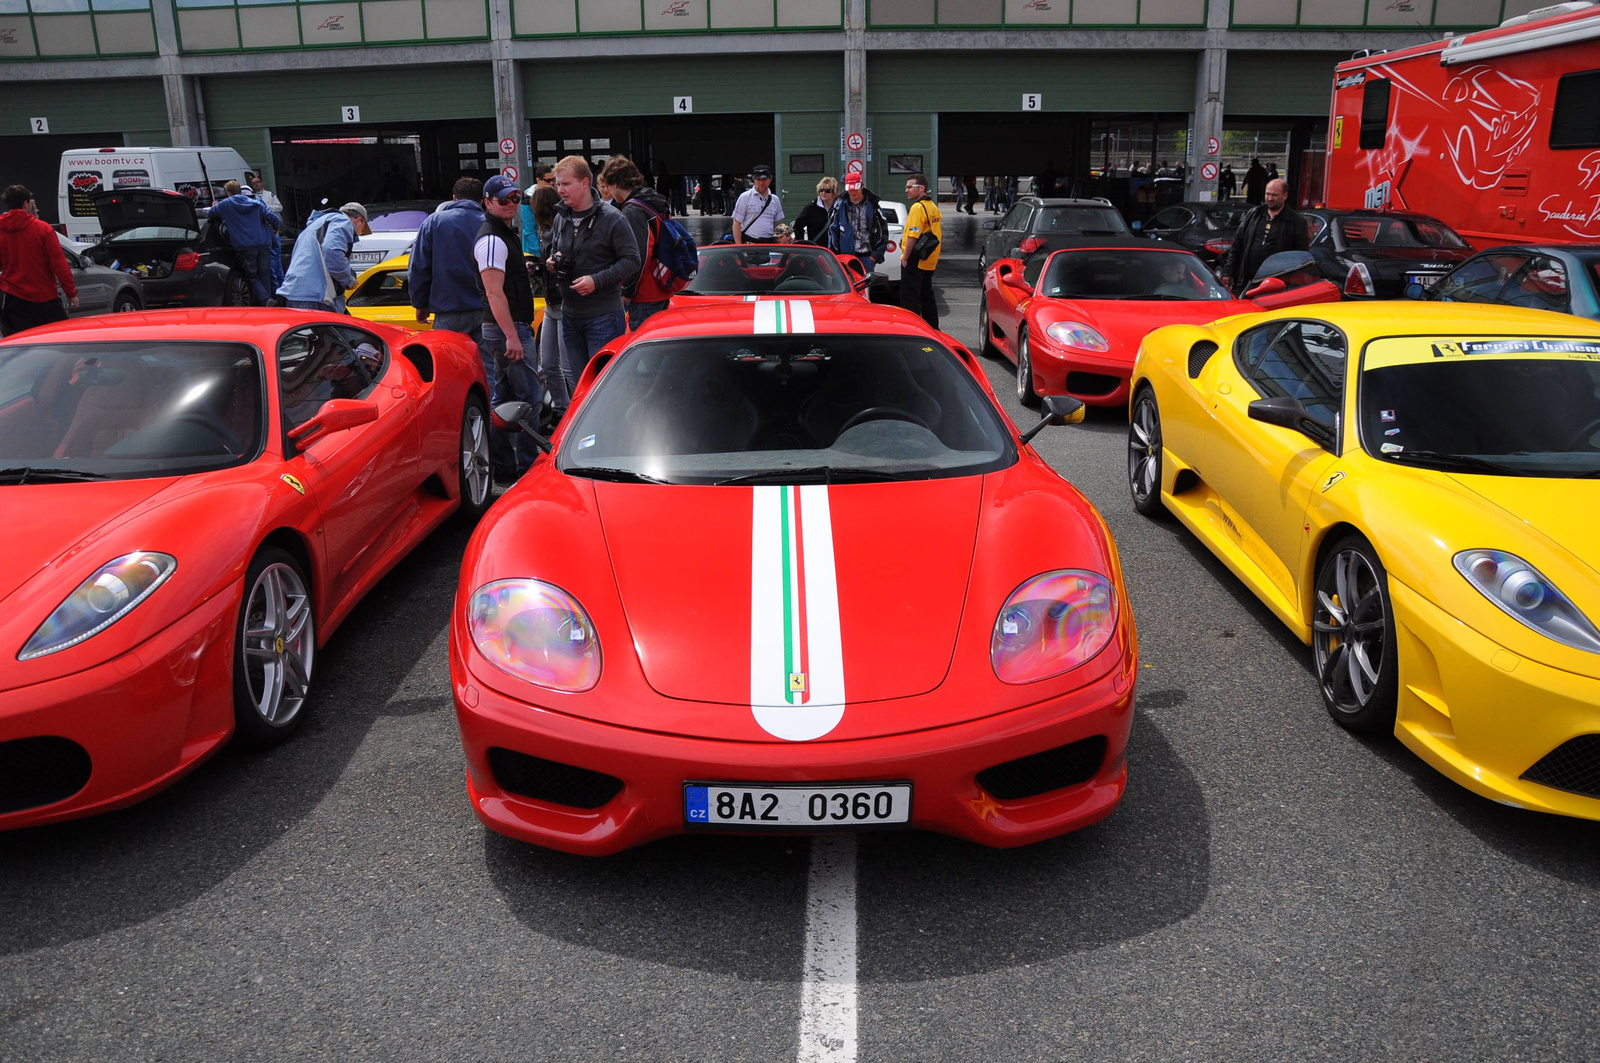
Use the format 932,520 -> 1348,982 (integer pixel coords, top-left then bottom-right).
1015,327 -> 1041,408
457,393 -> 493,523
233,547 -> 316,748
224,270 -> 251,307
113,291 -> 141,313
1128,386 -> 1166,518
977,300 -> 999,359
1312,533 -> 1399,734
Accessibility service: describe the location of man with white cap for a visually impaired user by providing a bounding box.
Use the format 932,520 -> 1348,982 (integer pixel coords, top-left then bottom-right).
276,201 -> 370,313
822,172 -> 887,277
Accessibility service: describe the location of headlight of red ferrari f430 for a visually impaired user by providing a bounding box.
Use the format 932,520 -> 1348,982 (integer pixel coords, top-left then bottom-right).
991,570 -> 1118,684
468,579 -> 602,692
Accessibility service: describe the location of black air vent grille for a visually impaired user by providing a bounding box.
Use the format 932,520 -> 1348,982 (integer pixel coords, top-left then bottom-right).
0,737 -> 92,815
488,747 -> 623,809
1187,341 -> 1219,379
1522,735 -> 1600,799
976,736 -> 1107,801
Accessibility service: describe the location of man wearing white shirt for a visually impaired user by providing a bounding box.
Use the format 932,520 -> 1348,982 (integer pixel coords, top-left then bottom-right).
247,174 -> 283,215
731,164 -> 783,244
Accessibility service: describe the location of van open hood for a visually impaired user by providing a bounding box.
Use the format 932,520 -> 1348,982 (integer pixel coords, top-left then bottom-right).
91,189 -> 200,237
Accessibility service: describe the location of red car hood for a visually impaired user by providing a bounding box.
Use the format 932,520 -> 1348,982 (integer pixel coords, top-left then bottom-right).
0,478 -> 180,606
596,477 -> 981,720
1043,298 -> 1251,361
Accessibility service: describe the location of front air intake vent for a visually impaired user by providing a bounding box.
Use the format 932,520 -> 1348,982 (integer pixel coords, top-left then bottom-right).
0,737 -> 92,814
488,747 -> 623,809
1522,735 -> 1600,799
976,736 -> 1107,801
1187,341 -> 1219,378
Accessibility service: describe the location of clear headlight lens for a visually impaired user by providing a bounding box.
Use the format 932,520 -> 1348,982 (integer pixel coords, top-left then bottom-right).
468,579 -> 601,691
991,570 -> 1118,684
1045,321 -> 1110,352
19,552 -> 177,661
1454,549 -> 1600,655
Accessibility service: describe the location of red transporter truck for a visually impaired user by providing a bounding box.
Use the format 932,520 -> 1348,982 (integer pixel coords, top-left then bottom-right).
1324,2 -> 1600,249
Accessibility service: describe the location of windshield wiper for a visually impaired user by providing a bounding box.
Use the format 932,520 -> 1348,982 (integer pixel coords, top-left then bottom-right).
1381,450 -> 1516,475
0,466 -> 110,484
713,466 -> 900,486
566,466 -> 672,485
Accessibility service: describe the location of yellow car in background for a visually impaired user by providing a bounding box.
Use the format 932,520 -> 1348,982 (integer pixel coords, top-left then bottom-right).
348,253 -> 545,337
1128,302 -> 1600,819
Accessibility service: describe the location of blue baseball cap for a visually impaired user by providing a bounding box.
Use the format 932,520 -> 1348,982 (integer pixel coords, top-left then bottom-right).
483,175 -> 520,201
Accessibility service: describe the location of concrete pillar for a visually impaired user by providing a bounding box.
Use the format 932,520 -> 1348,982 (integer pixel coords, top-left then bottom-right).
843,0 -> 867,185
489,0 -> 526,179
1188,0 -> 1229,203
152,0 -> 202,146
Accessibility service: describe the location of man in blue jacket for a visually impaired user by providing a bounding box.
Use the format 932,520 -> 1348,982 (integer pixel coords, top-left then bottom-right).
823,173 -> 888,278
210,179 -> 282,305
410,177 -> 485,336
276,203 -> 369,313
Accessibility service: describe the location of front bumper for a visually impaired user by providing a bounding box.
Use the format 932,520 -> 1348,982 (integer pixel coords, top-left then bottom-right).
0,587 -> 238,830
1030,341 -> 1133,408
1390,578 -> 1600,819
452,640 -> 1137,856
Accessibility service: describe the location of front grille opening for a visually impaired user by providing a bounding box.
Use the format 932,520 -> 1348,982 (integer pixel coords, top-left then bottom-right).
976,735 -> 1107,802
1066,372 -> 1120,396
0,736 -> 92,815
488,747 -> 623,810
1522,735 -> 1600,799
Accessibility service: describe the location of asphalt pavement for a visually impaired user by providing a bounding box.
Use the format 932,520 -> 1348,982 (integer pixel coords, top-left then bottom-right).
3,213 -> 1598,1062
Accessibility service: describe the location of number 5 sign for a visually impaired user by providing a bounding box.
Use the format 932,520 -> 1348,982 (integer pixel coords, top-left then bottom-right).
1022,93 -> 1042,111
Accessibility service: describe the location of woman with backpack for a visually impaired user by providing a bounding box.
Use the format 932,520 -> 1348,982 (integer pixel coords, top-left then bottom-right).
601,156 -> 674,330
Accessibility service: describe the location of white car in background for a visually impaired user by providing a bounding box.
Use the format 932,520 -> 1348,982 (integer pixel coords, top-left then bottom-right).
870,199 -> 907,303
347,200 -> 442,269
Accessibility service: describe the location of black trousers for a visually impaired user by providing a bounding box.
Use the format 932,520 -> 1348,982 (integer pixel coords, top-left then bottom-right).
900,265 -> 938,329
0,292 -> 67,337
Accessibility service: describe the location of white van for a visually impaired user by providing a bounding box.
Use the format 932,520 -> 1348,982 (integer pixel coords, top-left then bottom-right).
58,146 -> 253,241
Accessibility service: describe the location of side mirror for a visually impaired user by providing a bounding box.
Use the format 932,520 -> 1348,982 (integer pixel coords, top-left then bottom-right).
1244,277 -> 1288,298
286,398 -> 379,447
1131,220 -> 1143,232
1020,394 -> 1085,444
493,400 -> 554,454
1404,281 -> 1425,300
1002,271 -> 1031,292
1247,396 -> 1334,450
982,220 -> 999,231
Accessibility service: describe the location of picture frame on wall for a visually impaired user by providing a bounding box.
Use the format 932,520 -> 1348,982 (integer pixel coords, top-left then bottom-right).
889,155 -> 924,174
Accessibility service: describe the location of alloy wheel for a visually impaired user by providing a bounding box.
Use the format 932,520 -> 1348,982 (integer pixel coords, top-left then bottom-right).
1128,392 -> 1162,510
1313,548 -> 1388,718
461,403 -> 491,508
240,562 -> 315,727
1016,331 -> 1039,407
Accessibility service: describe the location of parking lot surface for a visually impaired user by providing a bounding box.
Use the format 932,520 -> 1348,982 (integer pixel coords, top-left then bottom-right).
4,228 -> 1598,1062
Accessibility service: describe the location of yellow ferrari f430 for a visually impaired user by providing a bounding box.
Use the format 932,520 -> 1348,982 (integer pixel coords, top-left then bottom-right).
1128,302 -> 1600,819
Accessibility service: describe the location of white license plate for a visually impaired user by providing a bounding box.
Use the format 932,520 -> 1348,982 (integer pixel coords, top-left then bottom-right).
1408,272 -> 1443,289
351,252 -> 384,263
684,782 -> 911,829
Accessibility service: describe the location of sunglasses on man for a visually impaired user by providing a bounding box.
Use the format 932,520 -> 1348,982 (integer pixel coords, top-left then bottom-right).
494,192 -> 522,205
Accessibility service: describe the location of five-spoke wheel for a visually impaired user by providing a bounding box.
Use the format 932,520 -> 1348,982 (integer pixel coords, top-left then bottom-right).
1015,327 -> 1041,408
1312,535 -> 1398,733
1128,388 -> 1165,517
458,394 -> 493,522
234,548 -> 316,746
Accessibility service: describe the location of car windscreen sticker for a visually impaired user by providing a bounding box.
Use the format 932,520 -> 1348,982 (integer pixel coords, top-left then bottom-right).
1432,338 -> 1600,358
1368,335 -> 1600,369
750,484 -> 845,741
753,299 -> 815,336
112,169 -> 151,189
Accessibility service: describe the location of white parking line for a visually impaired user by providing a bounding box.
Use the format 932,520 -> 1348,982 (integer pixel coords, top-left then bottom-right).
798,833 -> 858,1063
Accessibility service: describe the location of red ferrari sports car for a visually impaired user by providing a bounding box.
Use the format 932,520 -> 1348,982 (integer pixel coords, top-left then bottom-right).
451,299 -> 1139,855
979,241 -> 1339,409
0,309 -> 490,829
669,244 -> 873,308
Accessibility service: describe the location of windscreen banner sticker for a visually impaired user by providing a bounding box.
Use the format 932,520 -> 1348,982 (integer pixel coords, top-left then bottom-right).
112,168 -> 151,189
1432,338 -> 1600,358
67,171 -> 102,217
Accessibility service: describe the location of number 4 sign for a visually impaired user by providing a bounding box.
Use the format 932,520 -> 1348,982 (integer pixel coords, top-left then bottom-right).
673,96 -> 693,114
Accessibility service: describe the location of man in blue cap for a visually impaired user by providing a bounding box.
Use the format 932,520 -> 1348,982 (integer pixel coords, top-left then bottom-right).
475,174 -> 544,482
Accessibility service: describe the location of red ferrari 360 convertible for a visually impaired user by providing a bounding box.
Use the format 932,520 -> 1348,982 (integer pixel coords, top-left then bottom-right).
451,300 -> 1139,855
979,241 -> 1339,409
669,244 -> 874,308
0,309 -> 489,828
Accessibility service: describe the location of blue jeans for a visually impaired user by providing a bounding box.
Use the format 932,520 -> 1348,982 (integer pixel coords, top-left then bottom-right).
286,296 -> 346,313
431,310 -> 482,336
627,300 -> 668,332
237,247 -> 273,305
560,310 -> 627,395
480,320 -> 544,475
539,310 -> 571,416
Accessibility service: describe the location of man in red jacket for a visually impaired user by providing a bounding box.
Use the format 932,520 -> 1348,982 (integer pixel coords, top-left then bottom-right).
0,184 -> 76,337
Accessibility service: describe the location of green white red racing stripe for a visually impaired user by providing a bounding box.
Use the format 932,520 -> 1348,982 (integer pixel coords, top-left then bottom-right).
750,485 -> 845,741
753,298 -> 815,334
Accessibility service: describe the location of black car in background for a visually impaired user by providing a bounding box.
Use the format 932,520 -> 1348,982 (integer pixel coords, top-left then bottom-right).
1411,244 -> 1600,321
1300,208 -> 1475,299
978,197 -> 1129,269
1134,201 -> 1246,269
83,189 -> 247,308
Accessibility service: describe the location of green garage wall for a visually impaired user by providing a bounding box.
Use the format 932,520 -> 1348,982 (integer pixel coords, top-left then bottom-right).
776,109 -> 844,217
202,65 -> 496,128
868,52 -> 1198,113
864,111 -> 934,200
0,78 -> 168,138
524,54 -> 843,117
1224,52 -> 1343,116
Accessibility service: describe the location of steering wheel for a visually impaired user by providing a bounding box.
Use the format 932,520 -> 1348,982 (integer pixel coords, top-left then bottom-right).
835,406 -> 931,437
1563,416 -> 1600,451
172,412 -> 243,455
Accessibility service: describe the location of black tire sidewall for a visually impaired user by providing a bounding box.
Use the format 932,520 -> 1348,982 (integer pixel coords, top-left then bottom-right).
113,293 -> 140,313
232,546 -> 313,748
1315,533 -> 1400,734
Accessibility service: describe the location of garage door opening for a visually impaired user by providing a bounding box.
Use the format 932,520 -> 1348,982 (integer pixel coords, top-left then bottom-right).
1,132 -> 127,226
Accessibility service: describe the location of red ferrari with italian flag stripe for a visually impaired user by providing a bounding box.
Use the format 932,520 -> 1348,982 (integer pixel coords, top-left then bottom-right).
449,300 -> 1138,854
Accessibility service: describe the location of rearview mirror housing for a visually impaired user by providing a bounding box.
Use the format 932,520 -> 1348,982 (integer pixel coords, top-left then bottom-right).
286,398 -> 379,448
1247,395 -> 1335,450
1244,277 -> 1288,298
1404,281 -> 1425,300
1002,271 -> 1031,291
1019,394 -> 1086,444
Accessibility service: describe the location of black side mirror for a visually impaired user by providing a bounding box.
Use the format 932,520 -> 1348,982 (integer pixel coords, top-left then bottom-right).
1247,396 -> 1335,450
1404,281 -> 1425,300
493,400 -> 553,454
1020,394 -> 1085,444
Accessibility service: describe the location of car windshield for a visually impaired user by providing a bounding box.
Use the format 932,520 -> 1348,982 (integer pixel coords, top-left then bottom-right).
0,342 -> 263,481
559,334 -> 1016,485
365,203 -> 438,232
1035,207 -> 1128,235
1039,250 -> 1231,301
684,246 -> 852,296
347,267 -> 410,307
1336,216 -> 1468,249
1360,338 -> 1600,477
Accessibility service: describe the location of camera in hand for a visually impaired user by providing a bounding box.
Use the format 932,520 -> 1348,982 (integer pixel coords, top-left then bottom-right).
548,251 -> 577,290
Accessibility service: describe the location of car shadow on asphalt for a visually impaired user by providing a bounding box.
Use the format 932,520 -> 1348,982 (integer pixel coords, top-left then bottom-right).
0,522 -> 472,957
482,707 -> 1208,983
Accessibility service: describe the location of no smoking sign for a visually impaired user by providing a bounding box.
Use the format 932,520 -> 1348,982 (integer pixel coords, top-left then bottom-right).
1200,162 -> 1219,181
846,159 -> 864,175
846,133 -> 864,152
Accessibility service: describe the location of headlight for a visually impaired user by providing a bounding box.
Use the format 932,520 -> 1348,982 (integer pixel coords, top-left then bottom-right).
468,579 -> 601,691
1045,321 -> 1110,352
991,570 -> 1118,684
1454,550 -> 1600,655
19,552 -> 176,661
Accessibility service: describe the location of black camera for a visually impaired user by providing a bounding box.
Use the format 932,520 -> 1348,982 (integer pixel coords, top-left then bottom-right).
548,251 -> 577,289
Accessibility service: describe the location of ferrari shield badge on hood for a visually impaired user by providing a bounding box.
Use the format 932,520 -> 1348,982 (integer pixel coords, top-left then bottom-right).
751,485 -> 845,741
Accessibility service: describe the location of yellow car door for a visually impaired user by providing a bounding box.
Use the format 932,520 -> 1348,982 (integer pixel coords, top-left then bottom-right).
1200,318 -> 1346,612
